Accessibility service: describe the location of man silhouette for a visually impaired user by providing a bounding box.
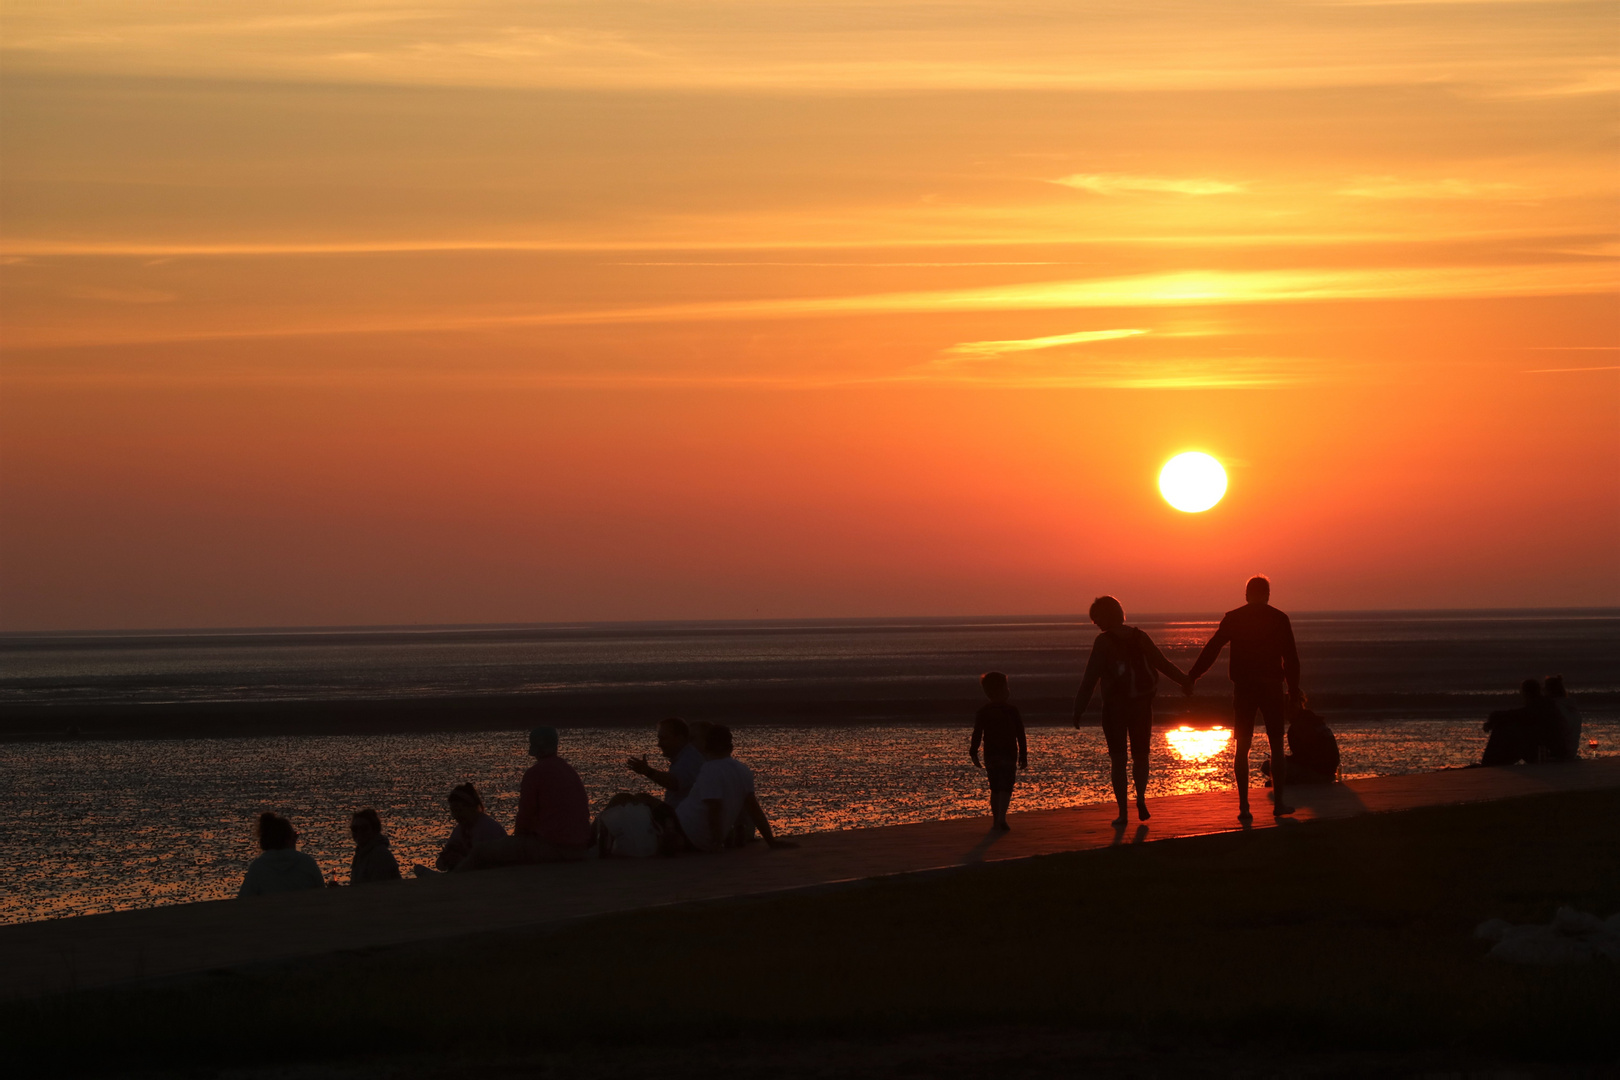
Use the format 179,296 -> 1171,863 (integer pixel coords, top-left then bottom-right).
1187,575 -> 1301,820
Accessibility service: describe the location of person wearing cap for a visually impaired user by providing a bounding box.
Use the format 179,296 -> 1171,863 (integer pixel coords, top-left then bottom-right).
457,727 -> 591,869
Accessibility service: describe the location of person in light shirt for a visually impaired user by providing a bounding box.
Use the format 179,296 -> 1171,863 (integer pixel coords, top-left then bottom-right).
238,812 -> 326,897
675,724 -> 796,853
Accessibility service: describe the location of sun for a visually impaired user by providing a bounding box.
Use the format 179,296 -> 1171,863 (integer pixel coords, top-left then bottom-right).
1159,451 -> 1227,513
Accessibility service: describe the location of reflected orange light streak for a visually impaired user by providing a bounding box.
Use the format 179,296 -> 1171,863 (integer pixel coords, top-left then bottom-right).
1165,725 -> 1232,761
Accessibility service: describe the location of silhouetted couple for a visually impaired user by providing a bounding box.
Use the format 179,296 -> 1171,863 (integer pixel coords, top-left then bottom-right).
1481,676 -> 1582,765
1075,575 -> 1304,825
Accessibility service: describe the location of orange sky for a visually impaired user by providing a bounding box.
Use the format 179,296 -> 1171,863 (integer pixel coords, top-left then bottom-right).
2,1 -> 1616,630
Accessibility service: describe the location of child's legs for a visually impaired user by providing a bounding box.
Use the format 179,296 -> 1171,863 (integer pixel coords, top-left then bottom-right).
986,758 -> 1017,818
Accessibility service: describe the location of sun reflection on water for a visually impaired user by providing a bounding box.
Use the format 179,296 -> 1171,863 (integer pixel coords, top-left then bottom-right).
1165,725 -> 1231,761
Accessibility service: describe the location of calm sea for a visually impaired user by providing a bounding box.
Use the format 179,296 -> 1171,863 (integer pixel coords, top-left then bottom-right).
1,611 -> 1615,923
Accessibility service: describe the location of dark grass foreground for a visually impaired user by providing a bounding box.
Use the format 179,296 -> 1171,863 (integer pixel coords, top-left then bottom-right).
11,789 -> 1620,1077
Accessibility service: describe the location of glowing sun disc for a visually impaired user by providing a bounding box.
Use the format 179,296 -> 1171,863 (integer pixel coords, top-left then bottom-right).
1159,452 -> 1227,513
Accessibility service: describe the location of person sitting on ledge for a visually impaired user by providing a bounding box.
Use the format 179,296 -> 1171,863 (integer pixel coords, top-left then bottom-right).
1544,675 -> 1582,761
676,723 -> 796,852
625,717 -> 706,809
416,783 -> 507,875
593,792 -> 682,858
1261,697 -> 1339,786
457,727 -> 590,869
345,808 -> 401,885
1480,679 -> 1558,766
238,812 -> 326,897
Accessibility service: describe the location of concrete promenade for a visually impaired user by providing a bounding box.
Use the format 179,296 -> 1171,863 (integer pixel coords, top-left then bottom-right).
4,758 -> 1616,1002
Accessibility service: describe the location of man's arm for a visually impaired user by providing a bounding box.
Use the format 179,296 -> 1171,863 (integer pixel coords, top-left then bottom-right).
625,756 -> 677,791
744,793 -> 798,849
969,716 -> 984,766
1016,713 -> 1028,769
1281,614 -> 1302,699
1186,618 -> 1231,682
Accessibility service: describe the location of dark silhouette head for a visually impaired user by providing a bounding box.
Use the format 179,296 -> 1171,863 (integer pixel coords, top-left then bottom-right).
256,812 -> 296,852
528,726 -> 559,758
447,783 -> 483,827
704,723 -> 734,759
1544,675 -> 1567,699
1521,678 -> 1542,699
656,717 -> 690,760
687,719 -> 713,754
1245,576 -> 1271,604
1088,595 -> 1125,630
981,671 -> 1010,703
350,808 -> 383,845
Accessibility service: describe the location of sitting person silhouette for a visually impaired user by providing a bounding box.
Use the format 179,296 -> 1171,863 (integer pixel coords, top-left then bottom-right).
593,792 -> 683,858
1481,680 -> 1559,765
625,717 -> 706,809
415,784 -> 507,875
1544,675 -> 1582,761
344,808 -> 401,885
675,724 -> 796,852
238,812 -> 326,897
1261,698 -> 1339,786
457,727 -> 591,869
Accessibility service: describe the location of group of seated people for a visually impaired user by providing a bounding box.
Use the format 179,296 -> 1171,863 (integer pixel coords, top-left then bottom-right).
1479,675 -> 1583,765
237,718 -> 793,898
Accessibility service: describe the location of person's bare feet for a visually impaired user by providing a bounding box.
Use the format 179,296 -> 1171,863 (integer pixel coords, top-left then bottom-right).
1273,803 -> 1295,816
1136,798 -> 1151,821
994,819 -> 1011,832
1238,801 -> 1253,823
1111,812 -> 1128,828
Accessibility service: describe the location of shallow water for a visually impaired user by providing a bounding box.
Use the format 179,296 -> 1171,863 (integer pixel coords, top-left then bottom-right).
3,720 -> 1610,924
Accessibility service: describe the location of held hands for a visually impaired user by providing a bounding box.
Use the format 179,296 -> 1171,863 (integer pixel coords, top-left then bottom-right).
625,755 -> 650,775
1018,757 -> 1028,771
970,754 -> 983,769
1181,676 -> 1197,697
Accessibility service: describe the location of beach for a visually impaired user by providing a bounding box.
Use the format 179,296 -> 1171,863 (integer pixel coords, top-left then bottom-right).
4,611 -> 1615,924
8,763 -> 1618,1075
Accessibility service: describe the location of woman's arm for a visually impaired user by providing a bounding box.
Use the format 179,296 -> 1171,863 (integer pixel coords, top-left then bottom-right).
1074,642 -> 1104,725
1142,632 -> 1190,686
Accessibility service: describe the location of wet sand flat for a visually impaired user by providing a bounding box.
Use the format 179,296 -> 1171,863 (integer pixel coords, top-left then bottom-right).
4,758 -> 1615,1002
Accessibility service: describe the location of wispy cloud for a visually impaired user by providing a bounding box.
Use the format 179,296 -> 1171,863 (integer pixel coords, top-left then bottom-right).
7,263 -> 1613,352
938,328 -> 1146,360
1337,177 -> 1522,199
1524,365 -> 1620,374
902,355 -> 1310,389
1052,174 -> 1245,196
